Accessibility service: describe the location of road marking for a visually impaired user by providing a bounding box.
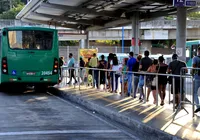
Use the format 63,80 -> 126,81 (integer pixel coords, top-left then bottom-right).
47,92 -> 139,140
0,130 -> 121,136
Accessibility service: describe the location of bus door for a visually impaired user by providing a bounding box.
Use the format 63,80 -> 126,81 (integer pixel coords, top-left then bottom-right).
191,45 -> 199,58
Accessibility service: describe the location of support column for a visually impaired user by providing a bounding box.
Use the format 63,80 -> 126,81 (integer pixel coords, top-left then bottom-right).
80,39 -> 85,49
86,31 -> 89,48
131,12 -> 140,56
79,31 -> 89,49
176,7 -> 187,62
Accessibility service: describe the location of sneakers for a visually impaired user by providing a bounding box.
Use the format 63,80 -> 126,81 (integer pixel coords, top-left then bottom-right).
195,108 -> 200,113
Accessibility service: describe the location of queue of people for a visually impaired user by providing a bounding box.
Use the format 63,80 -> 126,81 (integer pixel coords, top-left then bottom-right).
60,49 -> 200,113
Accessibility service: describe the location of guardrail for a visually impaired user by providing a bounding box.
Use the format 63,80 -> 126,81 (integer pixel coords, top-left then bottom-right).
60,66 -> 197,119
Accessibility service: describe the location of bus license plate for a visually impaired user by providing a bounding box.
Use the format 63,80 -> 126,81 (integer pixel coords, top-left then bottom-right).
26,72 -> 36,76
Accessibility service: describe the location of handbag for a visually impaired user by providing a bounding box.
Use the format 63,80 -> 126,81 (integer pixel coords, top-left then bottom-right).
151,65 -> 160,86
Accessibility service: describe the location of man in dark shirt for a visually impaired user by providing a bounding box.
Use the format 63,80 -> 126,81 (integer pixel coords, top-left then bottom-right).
127,52 -> 136,96
138,50 -> 152,101
168,54 -> 187,108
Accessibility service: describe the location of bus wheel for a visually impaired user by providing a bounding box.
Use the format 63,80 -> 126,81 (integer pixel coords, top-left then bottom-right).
34,85 -> 48,93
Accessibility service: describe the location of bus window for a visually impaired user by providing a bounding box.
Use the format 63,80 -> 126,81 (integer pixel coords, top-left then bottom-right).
186,48 -> 190,58
8,30 -> 53,50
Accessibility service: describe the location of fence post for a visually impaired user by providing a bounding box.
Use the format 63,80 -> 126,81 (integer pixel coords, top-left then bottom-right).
132,74 -> 135,97
122,73 -> 124,97
156,75 -> 159,106
168,84 -> 171,104
144,75 -> 146,103
192,77 -> 194,117
98,70 -> 100,89
74,68 -> 76,89
79,68 -> 81,90
113,72 -> 115,93
92,70 -> 95,88
69,68 -> 72,86
173,77 -> 175,112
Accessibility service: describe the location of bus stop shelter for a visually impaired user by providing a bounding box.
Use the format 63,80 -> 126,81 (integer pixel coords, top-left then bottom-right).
16,0 -> 200,60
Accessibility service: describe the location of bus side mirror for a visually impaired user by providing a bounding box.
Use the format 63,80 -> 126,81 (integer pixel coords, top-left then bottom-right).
3,31 -> 6,36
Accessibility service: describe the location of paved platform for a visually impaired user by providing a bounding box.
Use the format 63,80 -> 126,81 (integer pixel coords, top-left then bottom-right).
52,84 -> 200,140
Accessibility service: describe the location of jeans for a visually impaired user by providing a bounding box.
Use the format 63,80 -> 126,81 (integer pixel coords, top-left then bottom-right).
139,75 -> 144,99
133,76 -> 139,97
128,74 -> 132,95
111,72 -> 119,92
194,77 -> 200,108
93,69 -> 99,88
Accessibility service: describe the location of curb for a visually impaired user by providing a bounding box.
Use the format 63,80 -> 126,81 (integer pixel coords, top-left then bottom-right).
49,87 -> 182,140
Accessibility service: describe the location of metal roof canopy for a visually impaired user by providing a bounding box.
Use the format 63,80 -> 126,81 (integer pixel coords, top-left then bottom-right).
16,0 -> 200,31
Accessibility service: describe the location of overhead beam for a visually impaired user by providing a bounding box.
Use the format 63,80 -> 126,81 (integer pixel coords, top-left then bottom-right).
41,2 -> 124,19
143,0 -> 172,5
140,8 -> 177,19
22,18 -> 82,30
31,12 -> 105,26
86,19 -> 131,31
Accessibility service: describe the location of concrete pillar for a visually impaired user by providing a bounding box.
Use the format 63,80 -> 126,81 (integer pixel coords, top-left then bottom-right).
131,12 -> 140,56
80,39 -> 85,49
79,31 -> 89,48
86,31 -> 89,48
176,7 -> 187,61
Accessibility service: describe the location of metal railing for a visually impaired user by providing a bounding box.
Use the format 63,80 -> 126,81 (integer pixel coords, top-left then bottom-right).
60,66 -> 195,116
173,67 -> 200,119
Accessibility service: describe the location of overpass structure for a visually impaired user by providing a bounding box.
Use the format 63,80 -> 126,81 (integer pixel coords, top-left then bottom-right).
16,0 -> 200,60
2,19 -> 200,41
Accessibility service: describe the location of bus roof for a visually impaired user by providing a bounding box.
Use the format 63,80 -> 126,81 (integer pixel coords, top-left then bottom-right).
2,26 -> 57,32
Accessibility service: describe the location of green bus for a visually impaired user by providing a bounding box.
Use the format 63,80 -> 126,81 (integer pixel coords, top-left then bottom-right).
186,40 -> 200,67
0,27 -> 59,91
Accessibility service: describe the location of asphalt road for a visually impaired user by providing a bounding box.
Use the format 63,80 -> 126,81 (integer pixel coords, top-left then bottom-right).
0,89 -> 140,140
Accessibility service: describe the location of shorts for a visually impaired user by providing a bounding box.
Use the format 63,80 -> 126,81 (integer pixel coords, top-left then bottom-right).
171,79 -> 180,95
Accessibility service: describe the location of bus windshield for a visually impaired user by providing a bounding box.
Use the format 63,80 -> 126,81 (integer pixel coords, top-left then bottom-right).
8,30 -> 53,50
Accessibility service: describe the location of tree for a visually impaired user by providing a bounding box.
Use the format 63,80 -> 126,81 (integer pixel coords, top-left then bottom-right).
188,12 -> 200,20
0,1 -> 24,19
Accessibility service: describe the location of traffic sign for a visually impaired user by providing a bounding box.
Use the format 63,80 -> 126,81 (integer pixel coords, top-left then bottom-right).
173,0 -> 185,7
186,1 -> 196,6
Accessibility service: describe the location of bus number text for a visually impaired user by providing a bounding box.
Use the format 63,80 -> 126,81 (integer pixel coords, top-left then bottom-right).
41,71 -> 52,75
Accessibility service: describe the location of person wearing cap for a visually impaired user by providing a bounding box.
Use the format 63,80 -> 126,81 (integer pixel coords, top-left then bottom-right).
192,47 -> 200,113
167,53 -> 187,108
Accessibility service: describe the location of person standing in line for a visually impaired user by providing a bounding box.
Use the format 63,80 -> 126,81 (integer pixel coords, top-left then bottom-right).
192,47 -> 200,113
67,53 -> 77,84
147,59 -> 158,104
168,54 -> 187,109
110,55 -> 120,93
120,58 -> 129,95
157,55 -> 168,106
79,57 -> 85,84
107,53 -> 114,90
98,55 -> 107,90
139,50 -> 152,101
132,54 -> 142,98
127,52 -> 137,97
89,53 -> 99,89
